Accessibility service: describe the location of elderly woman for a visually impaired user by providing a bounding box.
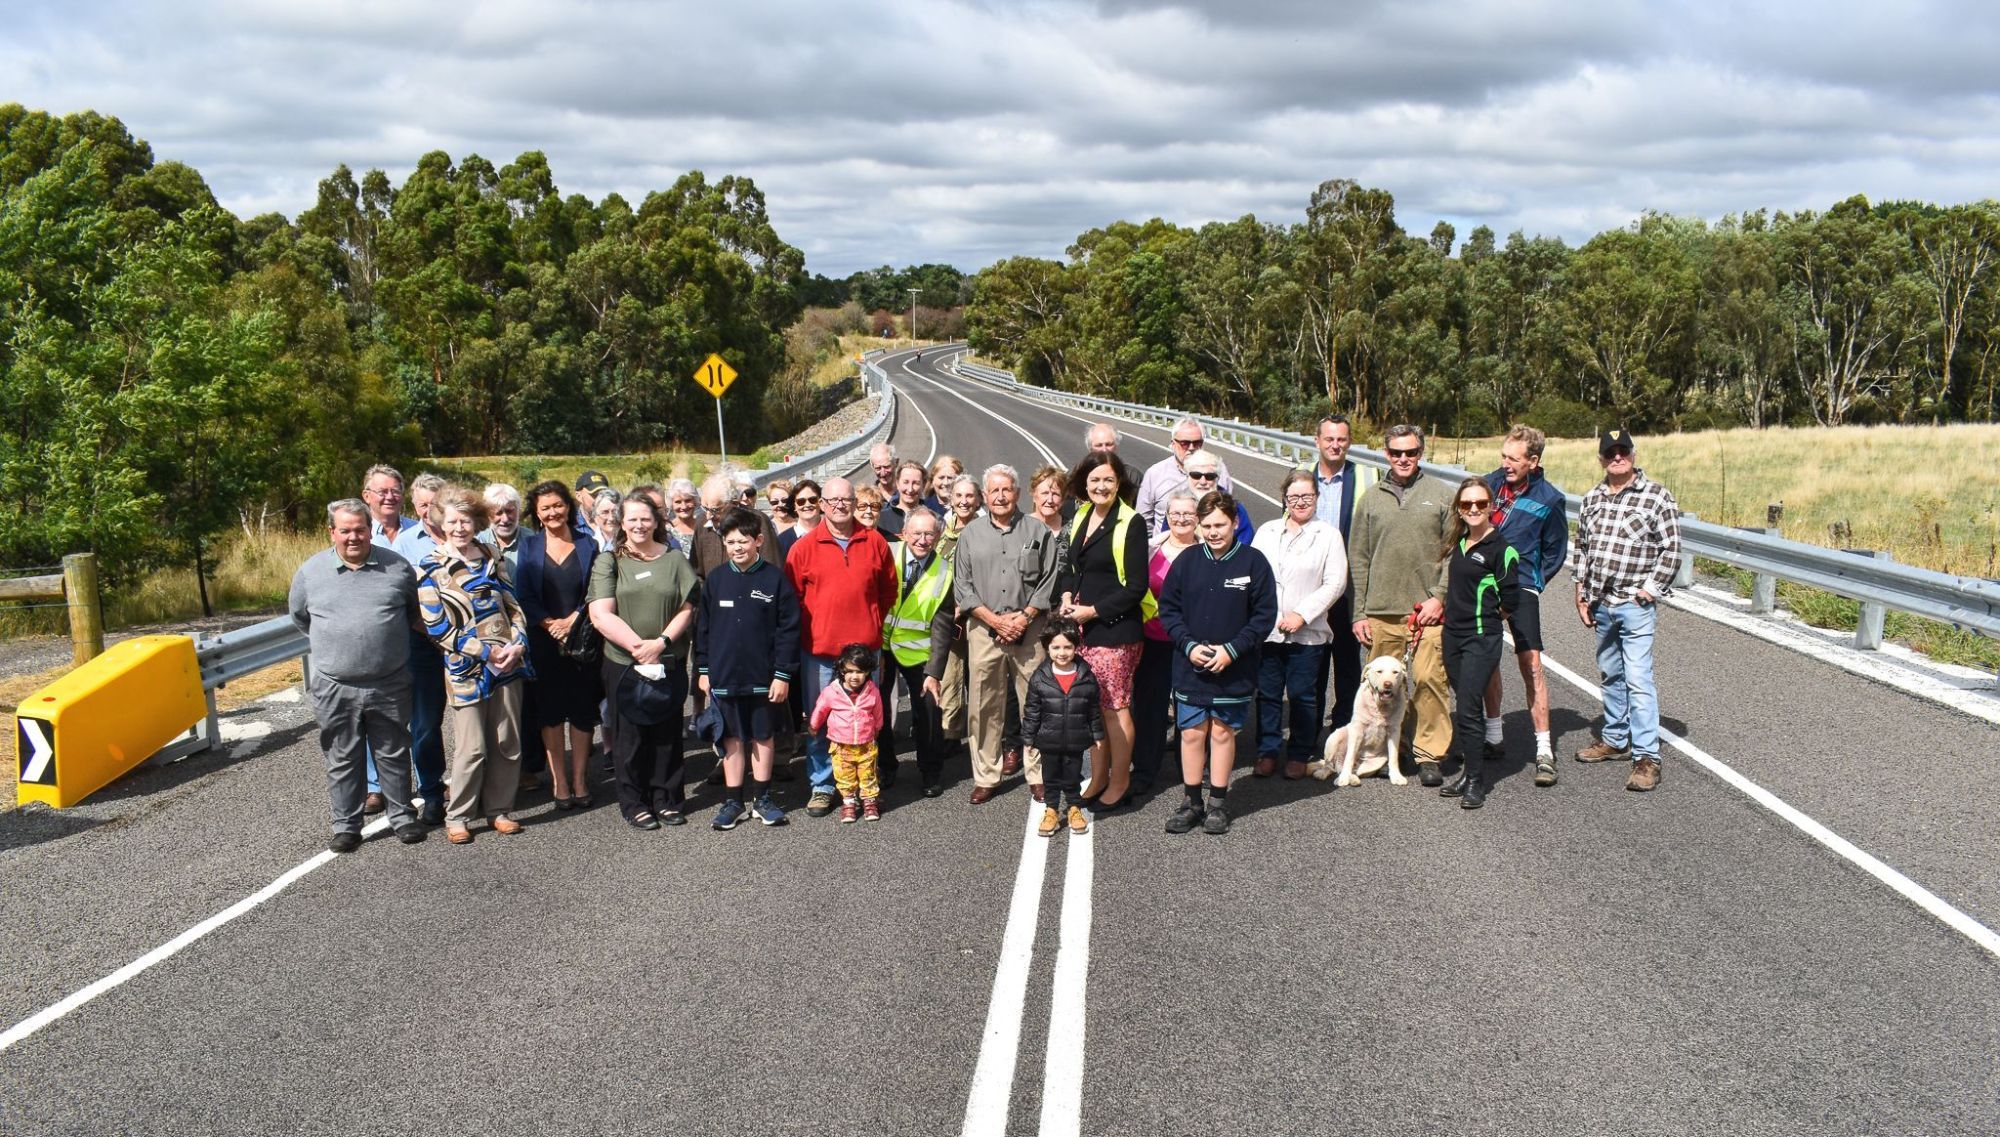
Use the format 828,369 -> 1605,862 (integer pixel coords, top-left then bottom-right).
588,494 -> 701,829
518,479 -> 603,808
1056,451 -> 1149,813
1180,450 -> 1255,545
1028,464 -> 1070,564
765,479 -> 797,530
417,486 -> 533,844
1159,490 -> 1277,836
663,478 -> 701,557
590,488 -> 623,549
853,483 -> 886,530
1131,490 -> 1201,794
1250,468 -> 1348,780
929,472 -> 985,744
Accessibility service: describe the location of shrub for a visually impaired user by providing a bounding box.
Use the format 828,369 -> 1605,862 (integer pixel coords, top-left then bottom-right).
1522,395 -> 1598,439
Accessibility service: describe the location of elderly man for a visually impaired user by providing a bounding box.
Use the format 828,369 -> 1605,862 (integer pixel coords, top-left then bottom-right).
884,508 -> 955,795
869,443 -> 900,501
1135,417 -> 1231,532
288,500 -> 429,852
1348,424 -> 1456,786
786,476 -> 898,816
363,464 -> 416,547
1573,428 -> 1681,793
479,482 -> 524,573
1086,422 -> 1120,455
692,472 -> 782,579
1482,424 -> 1569,786
954,464 -> 1061,803
573,469 -> 610,520
1311,414 -> 1375,741
369,471 -> 451,821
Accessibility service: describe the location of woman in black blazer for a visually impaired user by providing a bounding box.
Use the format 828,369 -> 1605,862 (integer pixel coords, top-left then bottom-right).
518,480 -> 604,807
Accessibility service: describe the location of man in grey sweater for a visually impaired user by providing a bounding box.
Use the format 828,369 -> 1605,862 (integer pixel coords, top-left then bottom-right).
288,499 -> 430,852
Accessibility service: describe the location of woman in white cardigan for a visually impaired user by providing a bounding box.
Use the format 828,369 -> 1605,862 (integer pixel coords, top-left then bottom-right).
1250,467 -> 1348,779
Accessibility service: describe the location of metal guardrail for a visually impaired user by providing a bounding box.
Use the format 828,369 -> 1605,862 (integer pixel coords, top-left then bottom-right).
947,351 -> 2000,643
748,357 -> 897,490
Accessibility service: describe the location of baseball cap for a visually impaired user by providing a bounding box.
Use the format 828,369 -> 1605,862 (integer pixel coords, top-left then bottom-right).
1598,428 -> 1634,456
574,470 -> 610,493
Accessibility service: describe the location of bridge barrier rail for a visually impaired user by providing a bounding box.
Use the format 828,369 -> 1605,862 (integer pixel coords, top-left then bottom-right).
947,354 -> 2000,645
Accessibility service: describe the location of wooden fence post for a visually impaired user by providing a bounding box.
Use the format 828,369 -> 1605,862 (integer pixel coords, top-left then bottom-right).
63,552 -> 104,665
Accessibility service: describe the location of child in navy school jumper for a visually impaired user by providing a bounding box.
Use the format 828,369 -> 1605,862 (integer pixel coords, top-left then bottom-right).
1438,477 -> 1520,810
694,506 -> 801,829
1022,618 -> 1104,837
1158,490 -> 1278,836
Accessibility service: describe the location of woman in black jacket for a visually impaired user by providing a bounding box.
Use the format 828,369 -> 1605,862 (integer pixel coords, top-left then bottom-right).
1057,451 -> 1151,815
1021,618 -> 1103,837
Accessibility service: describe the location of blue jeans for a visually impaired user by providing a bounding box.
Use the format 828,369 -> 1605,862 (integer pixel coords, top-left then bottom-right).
801,654 -> 840,794
367,643 -> 448,800
1256,642 -> 1327,762
1593,602 -> 1660,761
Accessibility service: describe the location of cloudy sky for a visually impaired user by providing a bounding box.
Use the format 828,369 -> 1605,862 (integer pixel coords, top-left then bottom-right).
7,0 -> 1997,276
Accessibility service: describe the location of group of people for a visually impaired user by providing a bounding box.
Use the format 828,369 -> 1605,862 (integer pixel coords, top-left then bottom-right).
287,413 -> 1680,852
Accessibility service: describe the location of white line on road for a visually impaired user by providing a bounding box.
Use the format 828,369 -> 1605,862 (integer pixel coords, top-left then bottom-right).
1037,818 -> 1094,1137
962,800 -> 1056,1137
896,354 -> 943,465
0,816 -> 392,1053
1538,652 -> 2000,960
910,367 -> 1063,469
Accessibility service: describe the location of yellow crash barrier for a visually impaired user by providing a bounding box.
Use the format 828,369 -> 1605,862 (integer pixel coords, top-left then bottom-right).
14,634 -> 206,809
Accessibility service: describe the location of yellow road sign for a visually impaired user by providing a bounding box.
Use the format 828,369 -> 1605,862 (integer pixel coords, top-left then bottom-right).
693,353 -> 737,398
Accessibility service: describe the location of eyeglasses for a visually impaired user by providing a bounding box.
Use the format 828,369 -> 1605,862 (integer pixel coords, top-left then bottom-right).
365,487 -> 403,498
793,495 -> 820,507
1188,471 -> 1218,481
855,504 -> 880,513
1173,437 -> 1203,449
1284,494 -> 1316,505
823,495 -> 855,506
1458,500 -> 1493,513
1386,448 -> 1422,459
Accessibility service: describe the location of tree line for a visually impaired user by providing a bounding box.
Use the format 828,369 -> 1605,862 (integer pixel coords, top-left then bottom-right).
966,178 -> 2000,437
0,106 -> 811,606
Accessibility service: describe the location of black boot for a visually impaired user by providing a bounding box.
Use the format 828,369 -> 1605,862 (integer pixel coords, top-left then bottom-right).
1440,764 -> 1470,798
1460,762 -> 1487,809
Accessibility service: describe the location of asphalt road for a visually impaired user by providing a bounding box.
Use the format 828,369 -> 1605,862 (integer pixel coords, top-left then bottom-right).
2,345 -> 1996,1135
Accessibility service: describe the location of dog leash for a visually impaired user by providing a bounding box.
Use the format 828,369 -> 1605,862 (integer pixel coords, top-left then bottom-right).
1401,602 -> 1425,670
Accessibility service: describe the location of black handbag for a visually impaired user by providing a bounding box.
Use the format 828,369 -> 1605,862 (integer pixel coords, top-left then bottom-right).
562,611 -> 601,665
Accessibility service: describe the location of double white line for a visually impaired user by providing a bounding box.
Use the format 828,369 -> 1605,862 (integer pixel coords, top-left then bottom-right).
961,800 -> 1096,1137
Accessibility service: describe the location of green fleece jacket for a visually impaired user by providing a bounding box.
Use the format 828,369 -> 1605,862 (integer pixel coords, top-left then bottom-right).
1347,471 -> 1454,619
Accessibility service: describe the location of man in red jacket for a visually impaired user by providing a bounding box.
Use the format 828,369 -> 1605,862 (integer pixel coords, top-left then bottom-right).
786,476 -> 898,816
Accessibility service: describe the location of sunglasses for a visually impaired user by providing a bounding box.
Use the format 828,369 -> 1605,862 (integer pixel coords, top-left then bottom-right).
1173,438 -> 1204,449
1603,448 -> 1633,460
1459,500 -> 1493,513
794,495 -> 820,506
855,503 -> 880,512
1188,471 -> 1219,480
1386,447 -> 1422,459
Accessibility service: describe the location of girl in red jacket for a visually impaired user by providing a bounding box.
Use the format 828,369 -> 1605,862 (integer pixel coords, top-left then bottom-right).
810,643 -> 887,823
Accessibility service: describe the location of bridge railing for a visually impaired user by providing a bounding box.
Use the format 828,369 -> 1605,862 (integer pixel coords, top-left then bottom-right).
948,353 -> 2000,644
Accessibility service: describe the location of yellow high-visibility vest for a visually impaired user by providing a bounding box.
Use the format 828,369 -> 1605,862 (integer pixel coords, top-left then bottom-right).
1067,501 -> 1159,622
882,543 -> 954,667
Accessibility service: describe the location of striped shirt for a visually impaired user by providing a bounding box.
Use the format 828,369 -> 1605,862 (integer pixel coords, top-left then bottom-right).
1573,471 -> 1681,606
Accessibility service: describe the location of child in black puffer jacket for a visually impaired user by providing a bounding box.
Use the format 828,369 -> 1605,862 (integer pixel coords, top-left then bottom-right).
1023,618 -> 1104,837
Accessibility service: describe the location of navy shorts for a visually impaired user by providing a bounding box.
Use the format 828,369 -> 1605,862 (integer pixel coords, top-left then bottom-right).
715,694 -> 775,743
1506,588 -> 1544,654
1175,697 -> 1248,732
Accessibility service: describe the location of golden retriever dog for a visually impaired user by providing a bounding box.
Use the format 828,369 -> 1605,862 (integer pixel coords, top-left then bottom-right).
1310,655 -> 1411,787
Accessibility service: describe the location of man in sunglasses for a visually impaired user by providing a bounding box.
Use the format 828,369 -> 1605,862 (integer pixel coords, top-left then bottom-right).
1347,424 -> 1456,785
1135,417 -> 1232,532
1572,428 -> 1680,793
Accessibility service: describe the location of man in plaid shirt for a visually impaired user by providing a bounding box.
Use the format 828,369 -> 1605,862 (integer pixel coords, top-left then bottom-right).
1572,428 -> 1680,792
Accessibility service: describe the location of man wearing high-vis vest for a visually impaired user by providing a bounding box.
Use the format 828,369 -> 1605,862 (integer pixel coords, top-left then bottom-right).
882,509 -> 955,797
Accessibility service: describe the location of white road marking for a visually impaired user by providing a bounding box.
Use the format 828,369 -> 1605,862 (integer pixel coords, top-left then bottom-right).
909,367 -> 1062,469
1037,818 -> 1094,1137
1538,652 -> 2000,960
0,815 -> 393,1053
218,720 -> 273,744
962,800 -> 1055,1137
896,355 -> 943,465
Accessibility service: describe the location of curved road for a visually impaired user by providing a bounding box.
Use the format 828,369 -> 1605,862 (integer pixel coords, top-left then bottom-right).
1,345 -> 1996,1135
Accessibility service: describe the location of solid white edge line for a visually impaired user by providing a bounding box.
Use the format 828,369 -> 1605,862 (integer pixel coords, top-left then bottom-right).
1037,817 -> 1094,1137
961,799 -> 1055,1137
0,815 -> 393,1053
1537,651 -> 2000,960
910,368 -> 1062,468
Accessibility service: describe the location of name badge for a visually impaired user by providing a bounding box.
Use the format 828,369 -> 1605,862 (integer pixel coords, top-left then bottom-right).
719,599 -> 735,607
635,571 -> 652,580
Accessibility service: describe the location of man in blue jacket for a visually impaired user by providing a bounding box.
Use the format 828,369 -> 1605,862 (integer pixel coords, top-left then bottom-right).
1482,424 -> 1568,786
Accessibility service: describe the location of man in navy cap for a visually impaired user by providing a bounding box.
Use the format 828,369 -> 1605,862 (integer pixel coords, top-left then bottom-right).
1572,428 -> 1680,792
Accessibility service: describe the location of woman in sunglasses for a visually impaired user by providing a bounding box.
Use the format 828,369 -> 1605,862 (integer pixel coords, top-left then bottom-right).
777,478 -> 823,559
1181,451 -> 1254,546
1437,476 -> 1520,810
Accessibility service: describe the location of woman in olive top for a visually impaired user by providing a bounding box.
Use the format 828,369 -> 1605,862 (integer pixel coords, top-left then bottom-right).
588,495 -> 701,830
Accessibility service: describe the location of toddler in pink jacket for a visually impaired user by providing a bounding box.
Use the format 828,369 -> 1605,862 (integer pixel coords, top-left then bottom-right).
810,643 -> 887,822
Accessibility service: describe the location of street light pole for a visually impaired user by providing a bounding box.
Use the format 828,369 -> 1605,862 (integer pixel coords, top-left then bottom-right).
907,288 -> 922,343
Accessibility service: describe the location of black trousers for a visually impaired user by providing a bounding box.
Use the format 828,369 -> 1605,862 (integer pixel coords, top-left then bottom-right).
1042,749 -> 1086,808
877,657 -> 943,782
1441,629 -> 1503,773
603,659 -> 687,816
1129,638 -> 1175,790
1317,594 -> 1363,733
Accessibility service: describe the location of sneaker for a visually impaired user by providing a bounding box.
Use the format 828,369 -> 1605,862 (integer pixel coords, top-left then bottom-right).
1165,802 -> 1204,835
751,793 -> 789,826
712,799 -> 747,831
1533,754 -> 1559,787
1202,802 -> 1232,835
1067,806 -> 1089,834
1626,757 -> 1662,792
839,800 -> 860,824
1576,738 -> 1631,763
806,791 -> 837,818
862,798 -> 882,822
1038,807 -> 1061,837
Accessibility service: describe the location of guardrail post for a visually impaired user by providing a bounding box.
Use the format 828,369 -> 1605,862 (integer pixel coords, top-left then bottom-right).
1674,512 -> 1697,589
1749,527 -> 1780,614
1849,550 -> 1892,650
63,552 -> 104,665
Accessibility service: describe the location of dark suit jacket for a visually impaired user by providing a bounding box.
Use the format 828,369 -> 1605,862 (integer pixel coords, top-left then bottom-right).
516,527 -> 600,628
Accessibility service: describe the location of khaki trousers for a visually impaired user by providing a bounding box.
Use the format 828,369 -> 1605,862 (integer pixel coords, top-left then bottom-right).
1365,617 -> 1452,764
446,681 -> 524,823
966,621 -> 1046,788
938,636 -> 969,739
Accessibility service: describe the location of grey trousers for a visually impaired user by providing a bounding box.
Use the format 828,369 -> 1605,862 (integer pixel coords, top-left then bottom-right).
310,671 -> 417,835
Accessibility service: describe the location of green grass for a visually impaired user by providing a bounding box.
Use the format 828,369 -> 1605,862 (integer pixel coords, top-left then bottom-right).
1696,557 -> 2000,670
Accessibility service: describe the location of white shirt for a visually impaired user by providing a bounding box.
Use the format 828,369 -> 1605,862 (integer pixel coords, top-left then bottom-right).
1251,517 -> 1348,645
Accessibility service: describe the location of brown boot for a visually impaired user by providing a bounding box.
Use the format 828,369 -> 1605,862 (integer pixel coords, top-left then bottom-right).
1575,738 -> 1631,763
1067,805 -> 1090,834
1626,757 -> 1661,792
1037,807 -> 1061,837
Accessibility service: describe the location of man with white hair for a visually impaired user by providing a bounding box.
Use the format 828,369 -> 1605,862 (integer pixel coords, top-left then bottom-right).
692,472 -> 780,580
868,443 -> 899,504
479,482 -> 524,575
952,464 -> 1061,803
1085,422 -> 1119,455
1135,416 -> 1231,532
